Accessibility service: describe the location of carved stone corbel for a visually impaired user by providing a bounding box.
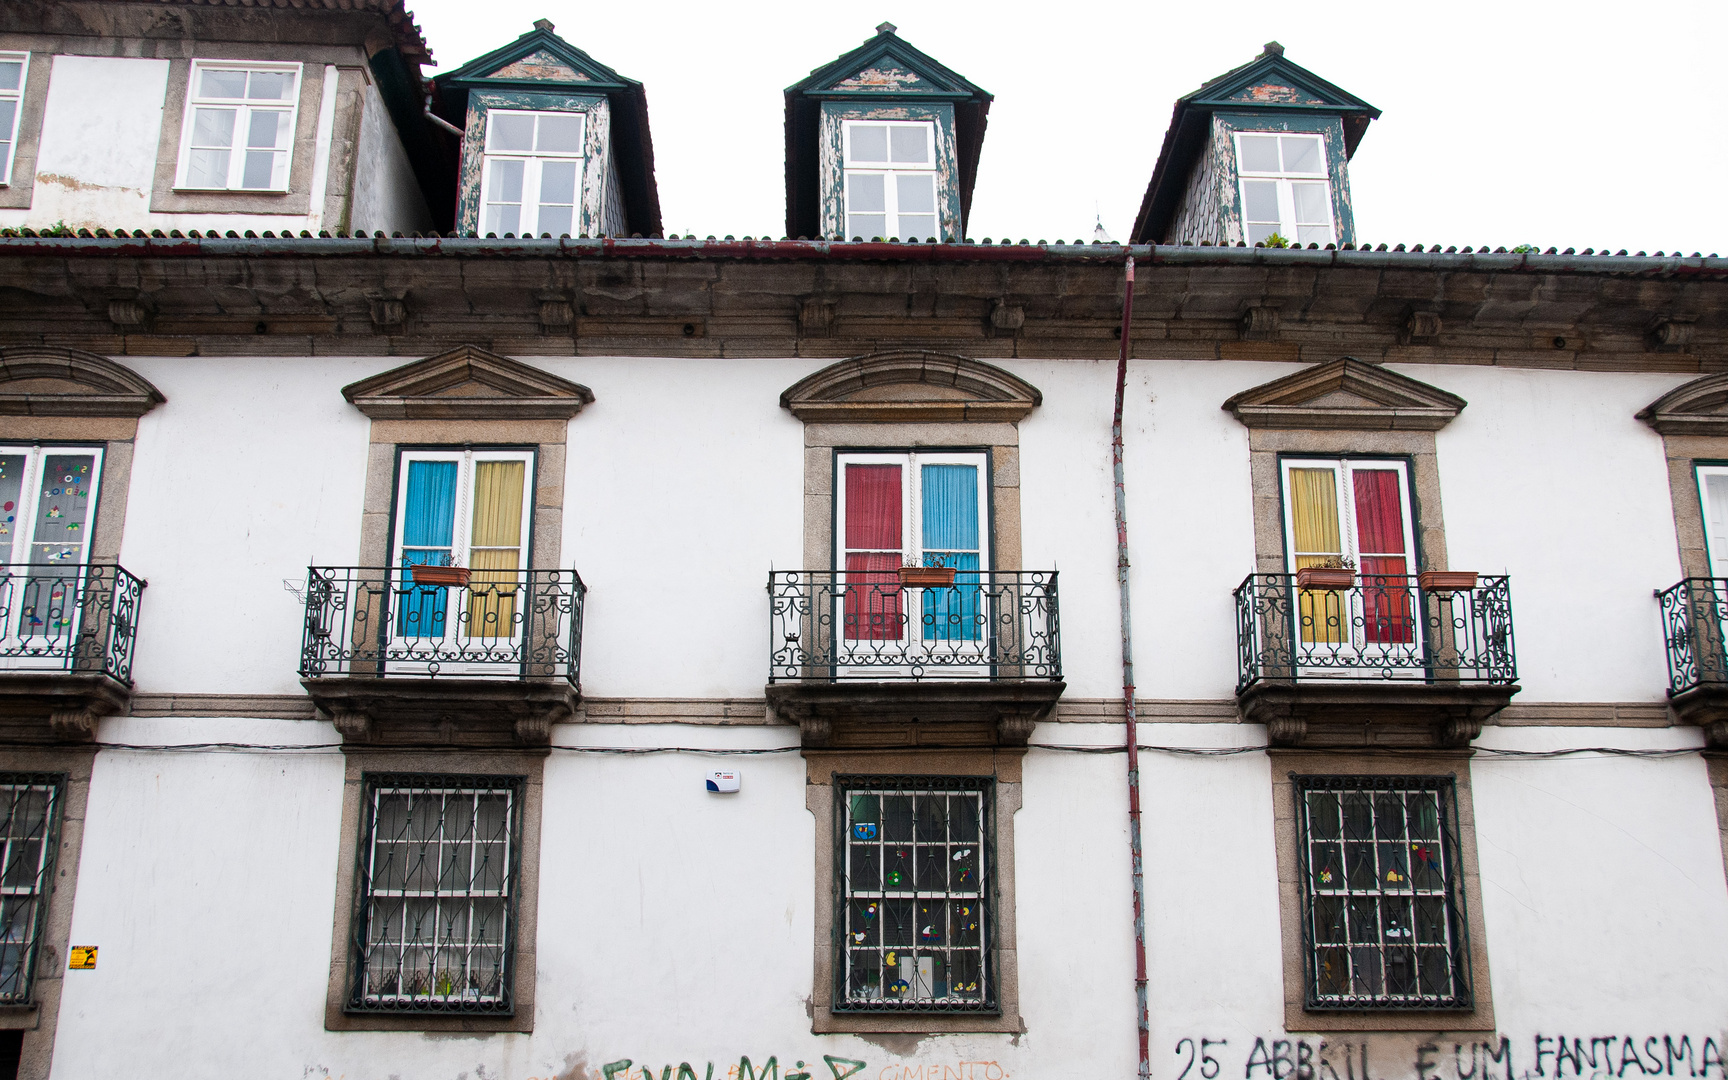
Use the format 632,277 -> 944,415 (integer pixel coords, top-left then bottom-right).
330,709 -> 373,742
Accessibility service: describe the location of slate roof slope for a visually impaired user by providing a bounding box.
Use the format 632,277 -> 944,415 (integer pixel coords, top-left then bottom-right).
784,23 -> 992,240
434,22 -> 662,238
1130,42 -> 1381,244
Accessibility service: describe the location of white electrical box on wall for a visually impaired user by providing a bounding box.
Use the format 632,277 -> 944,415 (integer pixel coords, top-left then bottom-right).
706,769 -> 741,793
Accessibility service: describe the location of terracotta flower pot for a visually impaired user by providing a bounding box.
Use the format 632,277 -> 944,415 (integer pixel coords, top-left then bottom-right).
411,564 -> 471,587
1295,567 -> 1355,590
1419,570 -> 1478,591
898,566 -> 957,587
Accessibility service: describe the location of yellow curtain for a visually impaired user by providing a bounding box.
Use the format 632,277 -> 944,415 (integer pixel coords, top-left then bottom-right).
1289,467 -> 1345,645
467,462 -> 525,638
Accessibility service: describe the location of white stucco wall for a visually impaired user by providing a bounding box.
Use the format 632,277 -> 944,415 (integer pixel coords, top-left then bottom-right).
348,80 -> 431,235
15,56 -> 169,227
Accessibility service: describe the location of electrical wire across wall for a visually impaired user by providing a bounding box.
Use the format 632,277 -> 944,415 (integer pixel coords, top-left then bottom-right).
71,740 -> 1710,760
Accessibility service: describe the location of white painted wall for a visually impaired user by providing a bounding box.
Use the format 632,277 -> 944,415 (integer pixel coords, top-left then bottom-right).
16,56 -> 168,227
348,79 -> 432,235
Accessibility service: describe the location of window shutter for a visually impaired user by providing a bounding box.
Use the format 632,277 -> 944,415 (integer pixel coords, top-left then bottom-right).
843,464 -> 903,641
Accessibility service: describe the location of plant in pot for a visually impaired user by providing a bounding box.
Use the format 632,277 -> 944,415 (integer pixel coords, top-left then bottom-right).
897,556 -> 956,587
1295,556 -> 1356,590
409,555 -> 471,588
1418,568 -> 1478,591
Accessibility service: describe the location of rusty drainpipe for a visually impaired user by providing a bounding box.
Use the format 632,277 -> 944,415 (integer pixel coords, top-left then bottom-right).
1112,254 -> 1150,1080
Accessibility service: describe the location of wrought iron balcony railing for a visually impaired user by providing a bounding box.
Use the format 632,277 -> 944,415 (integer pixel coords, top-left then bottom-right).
298,566 -> 585,685
767,570 -> 1060,682
1654,577 -> 1728,695
0,562 -> 145,686
1235,573 -> 1516,692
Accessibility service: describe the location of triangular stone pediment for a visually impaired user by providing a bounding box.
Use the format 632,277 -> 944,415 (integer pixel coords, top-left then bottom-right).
782,350 -> 1040,423
486,49 -> 590,82
342,345 -> 594,420
1637,373 -> 1728,435
1189,53 -> 1375,115
1222,357 -> 1465,431
789,29 -> 987,100
0,346 -> 165,417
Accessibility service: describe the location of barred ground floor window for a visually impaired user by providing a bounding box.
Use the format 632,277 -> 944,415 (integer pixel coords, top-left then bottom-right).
1294,774 -> 1472,1010
347,774 -> 522,1015
834,775 -> 995,1013
0,775 -> 61,1005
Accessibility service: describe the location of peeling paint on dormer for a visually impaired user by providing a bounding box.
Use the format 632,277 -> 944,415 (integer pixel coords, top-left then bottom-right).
487,50 -> 590,82
1230,82 -> 1327,105
828,65 -> 929,91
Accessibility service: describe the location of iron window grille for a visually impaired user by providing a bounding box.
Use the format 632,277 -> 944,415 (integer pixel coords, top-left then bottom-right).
1293,775 -> 1472,1010
0,776 -> 63,1005
347,774 -> 523,1015
833,775 -> 996,1013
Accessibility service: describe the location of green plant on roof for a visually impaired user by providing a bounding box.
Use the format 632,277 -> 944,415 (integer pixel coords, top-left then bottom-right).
1510,244 -> 1538,254
1261,233 -> 1290,249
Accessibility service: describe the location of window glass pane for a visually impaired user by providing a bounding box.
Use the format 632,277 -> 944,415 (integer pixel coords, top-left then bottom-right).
847,172 -> 885,213
538,159 -> 578,206
1239,134 -> 1281,172
535,113 -> 583,153
246,109 -> 287,150
247,70 -> 293,101
199,68 -> 248,99
187,149 -> 228,188
1246,222 -> 1280,245
898,215 -> 937,242
849,124 -> 888,163
889,125 -> 928,164
487,112 -> 534,153
1242,180 -> 1280,223
240,149 -> 277,189
1282,135 -> 1323,174
847,213 -> 886,241
534,205 -> 572,237
896,173 -> 935,215
1296,225 -> 1331,245
191,107 -> 235,149
487,158 -> 524,204
485,202 -> 521,236
0,101 -> 15,138
1292,182 -> 1330,225
0,63 -> 20,93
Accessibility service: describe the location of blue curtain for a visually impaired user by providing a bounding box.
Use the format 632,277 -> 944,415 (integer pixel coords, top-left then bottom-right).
397,461 -> 458,639
921,464 -> 981,642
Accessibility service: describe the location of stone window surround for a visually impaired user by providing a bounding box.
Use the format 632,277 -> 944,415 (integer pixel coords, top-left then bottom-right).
0,48 -> 49,211
323,748 -> 545,1033
806,748 -> 1024,1034
1249,432 -> 1449,575
1269,749 -> 1496,1033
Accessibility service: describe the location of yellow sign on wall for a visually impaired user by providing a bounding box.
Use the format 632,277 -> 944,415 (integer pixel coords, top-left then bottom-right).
68,946 -> 96,970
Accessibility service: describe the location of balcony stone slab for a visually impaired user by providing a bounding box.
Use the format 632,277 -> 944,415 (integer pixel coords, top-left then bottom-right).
766,680 -> 1065,749
1664,685 -> 1728,748
0,673 -> 130,743
301,676 -> 577,748
1237,680 -> 1520,749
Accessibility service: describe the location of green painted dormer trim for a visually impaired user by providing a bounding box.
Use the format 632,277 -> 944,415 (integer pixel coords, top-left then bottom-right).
433,20 -> 661,237
785,24 -> 991,239
1131,43 -> 1380,244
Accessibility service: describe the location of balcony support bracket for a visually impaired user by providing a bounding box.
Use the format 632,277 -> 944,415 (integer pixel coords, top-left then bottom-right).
0,674 -> 130,744
1238,680 -> 1519,749
1665,685 -> 1728,748
302,677 -> 576,749
767,680 -> 1065,750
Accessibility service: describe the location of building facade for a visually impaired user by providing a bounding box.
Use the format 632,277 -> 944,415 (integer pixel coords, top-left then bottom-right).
0,5 -> 1724,1080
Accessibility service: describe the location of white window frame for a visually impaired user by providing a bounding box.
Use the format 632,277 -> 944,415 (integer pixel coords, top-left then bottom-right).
0,445 -> 105,670
841,119 -> 940,241
477,108 -> 587,238
174,60 -> 302,192
1235,130 -> 1334,247
0,52 -> 29,187
835,450 -> 990,576
1696,464 -> 1728,578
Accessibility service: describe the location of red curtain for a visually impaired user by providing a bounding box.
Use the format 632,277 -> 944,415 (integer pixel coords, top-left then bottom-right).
844,465 -> 903,641
1352,470 -> 1412,644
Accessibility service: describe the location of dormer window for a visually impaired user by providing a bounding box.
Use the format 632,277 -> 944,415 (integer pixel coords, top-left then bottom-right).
480,109 -> 585,237
843,119 -> 937,241
177,61 -> 301,191
1236,132 -> 1333,246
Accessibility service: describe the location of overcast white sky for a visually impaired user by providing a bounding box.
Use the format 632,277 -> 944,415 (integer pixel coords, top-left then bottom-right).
408,0 -> 1725,253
